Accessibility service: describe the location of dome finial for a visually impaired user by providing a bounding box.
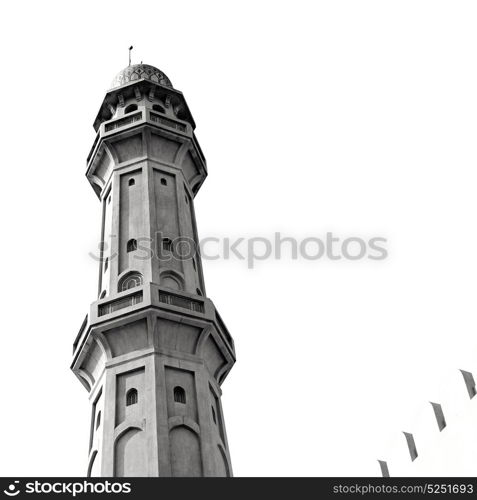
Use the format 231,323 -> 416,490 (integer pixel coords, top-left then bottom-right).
128,45 -> 133,66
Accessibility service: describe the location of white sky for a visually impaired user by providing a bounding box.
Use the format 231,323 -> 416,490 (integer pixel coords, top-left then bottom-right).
1,0 -> 477,477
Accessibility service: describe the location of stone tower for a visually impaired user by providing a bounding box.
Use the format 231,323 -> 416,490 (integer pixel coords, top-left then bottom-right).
71,64 -> 235,477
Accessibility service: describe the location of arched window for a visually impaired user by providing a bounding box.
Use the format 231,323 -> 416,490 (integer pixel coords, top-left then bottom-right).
126,388 -> 138,406
174,105 -> 186,120
196,288 -> 202,296
118,271 -> 143,292
127,239 -> 137,252
211,406 -> 217,424
104,257 -> 108,272
173,386 -> 186,404
128,178 -> 135,186
161,178 -> 167,186
153,104 -> 165,114
95,411 -> 101,430
104,106 -> 114,121
162,238 -> 172,252
125,104 -> 138,114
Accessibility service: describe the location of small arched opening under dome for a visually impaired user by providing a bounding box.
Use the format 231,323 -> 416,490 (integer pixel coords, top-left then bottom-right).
118,271 -> 143,292
152,104 -> 166,114
159,269 -> 184,291
124,104 -> 138,114
174,104 -> 187,120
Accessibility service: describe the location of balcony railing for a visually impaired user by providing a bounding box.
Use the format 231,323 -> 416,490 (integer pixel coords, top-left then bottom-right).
158,290 -> 204,313
104,111 -> 142,132
149,111 -> 187,133
98,291 -> 143,317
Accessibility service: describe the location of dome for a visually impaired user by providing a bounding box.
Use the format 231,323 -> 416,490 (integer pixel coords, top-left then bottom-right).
111,64 -> 173,89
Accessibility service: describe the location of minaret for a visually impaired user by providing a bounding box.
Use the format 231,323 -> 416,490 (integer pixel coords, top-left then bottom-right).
71,64 -> 235,477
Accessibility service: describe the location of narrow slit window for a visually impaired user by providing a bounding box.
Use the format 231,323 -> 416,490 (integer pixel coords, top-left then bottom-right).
378,460 -> 390,478
104,257 -> 108,272
212,406 -> 217,424
403,432 -> 418,461
126,388 -> 138,406
460,370 -> 477,399
108,196 -> 111,204
163,238 -> 173,252
192,258 -> 197,271
127,239 -> 137,252
128,178 -> 135,186
430,402 -> 446,432
95,411 -> 101,430
196,288 -> 202,296
161,178 -> 167,186
173,386 -> 186,404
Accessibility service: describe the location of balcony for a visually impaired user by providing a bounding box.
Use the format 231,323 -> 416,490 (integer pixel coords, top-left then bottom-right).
158,289 -> 204,313
104,111 -> 142,132
98,291 -> 143,317
149,111 -> 187,133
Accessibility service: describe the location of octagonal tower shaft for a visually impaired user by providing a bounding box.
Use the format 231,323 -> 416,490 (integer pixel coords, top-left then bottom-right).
71,66 -> 235,477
